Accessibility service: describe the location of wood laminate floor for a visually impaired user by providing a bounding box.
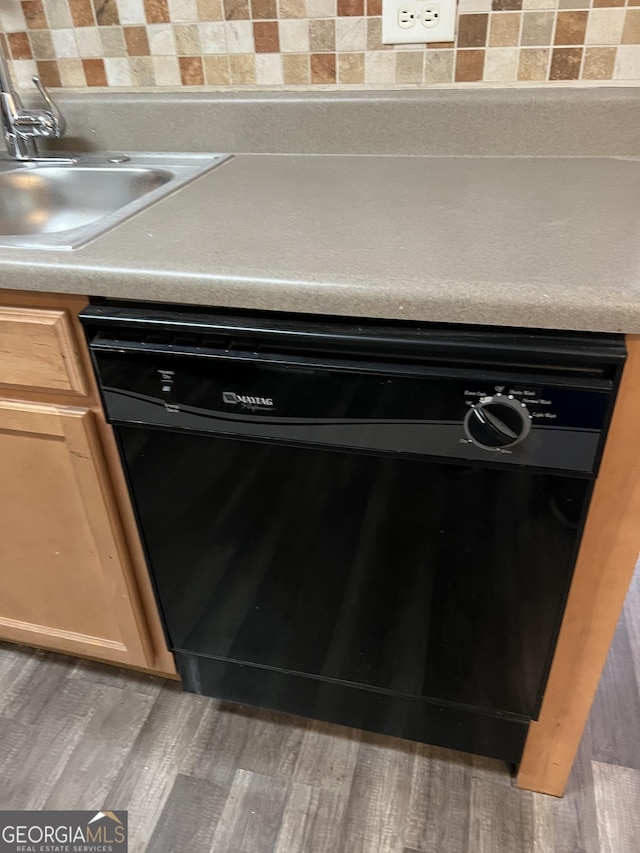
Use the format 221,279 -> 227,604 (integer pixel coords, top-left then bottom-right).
1,565 -> 639,853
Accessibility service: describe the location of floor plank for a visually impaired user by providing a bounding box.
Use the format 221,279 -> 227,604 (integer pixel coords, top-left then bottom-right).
70,656 -> 166,697
210,768 -> 290,853
292,719 -> 361,795
44,685 -> 156,810
0,716 -> 32,778
144,773 -> 231,853
337,731 -> 414,853
468,777 -> 536,853
236,707 -> 308,780
273,781 -> 346,853
543,722 -> 600,853
1,678 -> 108,809
106,688 -> 217,853
622,567 -> 640,688
588,611 -> 640,770
0,645 -> 74,723
592,762 -> 640,853
184,700 -> 262,786
0,643 -> 36,687
403,744 -> 473,853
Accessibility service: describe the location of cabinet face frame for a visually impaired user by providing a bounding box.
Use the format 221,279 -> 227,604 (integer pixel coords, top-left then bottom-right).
0,399 -> 154,667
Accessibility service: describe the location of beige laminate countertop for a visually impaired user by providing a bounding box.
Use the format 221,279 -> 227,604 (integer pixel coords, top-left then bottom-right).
1,153 -> 639,333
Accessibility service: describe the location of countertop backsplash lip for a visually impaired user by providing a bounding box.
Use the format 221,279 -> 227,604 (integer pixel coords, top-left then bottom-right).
28,86 -> 640,157
41,80 -> 640,96
3,0 -> 640,90
8,79 -> 640,94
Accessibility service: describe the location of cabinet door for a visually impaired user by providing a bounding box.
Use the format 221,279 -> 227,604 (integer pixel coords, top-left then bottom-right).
0,399 -> 153,667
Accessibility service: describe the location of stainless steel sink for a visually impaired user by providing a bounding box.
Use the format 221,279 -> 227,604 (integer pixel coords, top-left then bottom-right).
0,152 -> 231,250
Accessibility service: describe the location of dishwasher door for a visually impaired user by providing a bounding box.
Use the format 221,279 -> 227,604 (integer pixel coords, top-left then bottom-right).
117,420 -> 588,723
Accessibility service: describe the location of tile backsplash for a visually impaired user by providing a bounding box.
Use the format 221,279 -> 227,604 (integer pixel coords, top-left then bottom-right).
2,0 -> 640,89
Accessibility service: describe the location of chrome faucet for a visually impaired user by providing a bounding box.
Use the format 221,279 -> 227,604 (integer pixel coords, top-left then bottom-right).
0,37 -> 66,160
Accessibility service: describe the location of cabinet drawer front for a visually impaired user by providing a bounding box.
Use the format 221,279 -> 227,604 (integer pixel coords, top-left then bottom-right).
0,306 -> 86,394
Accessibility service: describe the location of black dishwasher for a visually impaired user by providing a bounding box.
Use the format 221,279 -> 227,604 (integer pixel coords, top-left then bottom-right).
81,302 -> 625,764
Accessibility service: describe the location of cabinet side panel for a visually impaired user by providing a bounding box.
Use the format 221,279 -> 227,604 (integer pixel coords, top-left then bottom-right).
517,334 -> 640,796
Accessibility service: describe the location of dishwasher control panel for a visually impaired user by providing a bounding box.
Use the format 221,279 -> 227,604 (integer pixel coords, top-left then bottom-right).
80,301 -> 625,478
91,346 -> 615,475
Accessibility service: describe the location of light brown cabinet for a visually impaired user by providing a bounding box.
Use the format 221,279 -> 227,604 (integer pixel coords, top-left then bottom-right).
0,400 -> 153,665
0,290 -> 176,675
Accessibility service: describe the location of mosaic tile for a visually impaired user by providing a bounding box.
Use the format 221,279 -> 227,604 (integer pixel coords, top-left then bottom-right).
3,0 -> 640,89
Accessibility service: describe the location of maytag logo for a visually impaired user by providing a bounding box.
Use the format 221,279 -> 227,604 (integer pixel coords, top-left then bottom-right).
222,391 -> 274,409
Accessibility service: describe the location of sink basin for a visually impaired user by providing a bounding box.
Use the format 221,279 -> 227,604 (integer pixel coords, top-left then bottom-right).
0,167 -> 173,236
0,152 -> 231,250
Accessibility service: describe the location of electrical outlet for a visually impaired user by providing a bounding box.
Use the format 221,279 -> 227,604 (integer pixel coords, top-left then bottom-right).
397,4 -> 417,28
382,0 -> 456,44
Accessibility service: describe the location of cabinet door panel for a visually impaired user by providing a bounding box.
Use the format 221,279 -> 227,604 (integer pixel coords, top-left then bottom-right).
0,400 -> 152,666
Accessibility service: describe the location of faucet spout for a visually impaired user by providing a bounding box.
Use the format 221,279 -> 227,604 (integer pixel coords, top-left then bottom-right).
0,35 -> 66,160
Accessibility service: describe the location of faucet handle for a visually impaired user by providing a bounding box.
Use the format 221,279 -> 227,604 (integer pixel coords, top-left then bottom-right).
31,75 -> 66,136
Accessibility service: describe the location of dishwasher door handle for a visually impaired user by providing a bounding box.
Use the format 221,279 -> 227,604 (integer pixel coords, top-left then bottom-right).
87,337 -> 613,391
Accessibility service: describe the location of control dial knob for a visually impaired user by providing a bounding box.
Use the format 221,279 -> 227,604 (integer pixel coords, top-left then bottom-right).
464,394 -> 531,450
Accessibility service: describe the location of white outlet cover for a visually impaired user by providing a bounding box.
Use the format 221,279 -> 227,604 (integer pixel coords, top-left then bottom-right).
382,0 -> 456,44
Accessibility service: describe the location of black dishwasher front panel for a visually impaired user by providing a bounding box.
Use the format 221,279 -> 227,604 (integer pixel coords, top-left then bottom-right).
83,308 -> 624,765
117,423 -> 589,748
